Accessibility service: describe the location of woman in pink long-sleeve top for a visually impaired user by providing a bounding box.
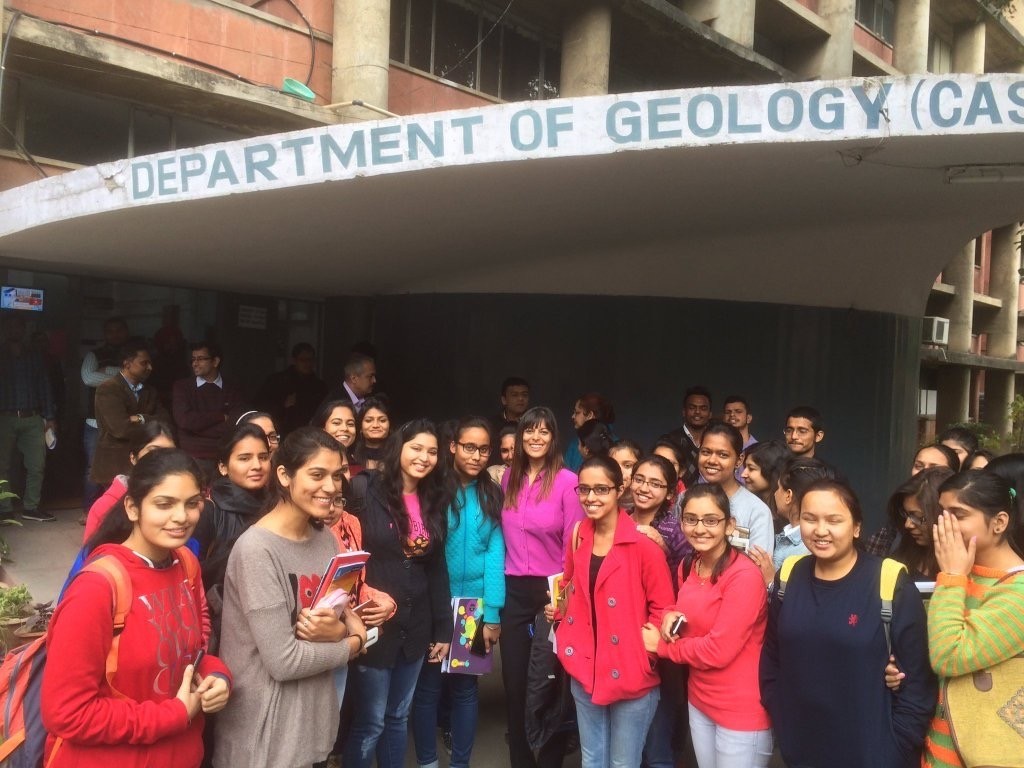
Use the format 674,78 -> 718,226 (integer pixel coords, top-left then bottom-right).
500,406 -> 584,768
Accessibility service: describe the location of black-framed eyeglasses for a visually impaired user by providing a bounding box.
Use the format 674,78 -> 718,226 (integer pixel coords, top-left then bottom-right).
331,495 -> 346,508
266,432 -> 281,445
576,484 -> 616,497
899,509 -> 927,527
632,475 -> 668,491
457,442 -> 491,457
681,515 -> 725,528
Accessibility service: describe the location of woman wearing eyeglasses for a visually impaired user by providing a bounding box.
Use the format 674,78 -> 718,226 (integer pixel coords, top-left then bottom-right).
411,417 -> 506,768
642,483 -> 772,768
549,455 -> 673,768
500,406 -> 584,768
882,467 -> 953,579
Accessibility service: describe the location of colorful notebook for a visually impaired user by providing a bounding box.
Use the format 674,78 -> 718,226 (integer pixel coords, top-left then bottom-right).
443,597 -> 492,675
311,550 -> 370,611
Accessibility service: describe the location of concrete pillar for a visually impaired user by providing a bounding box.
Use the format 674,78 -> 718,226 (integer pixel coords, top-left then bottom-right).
810,0 -> 855,79
988,224 -> 1020,359
943,242 -> 975,353
936,367 -> 971,428
332,0 -> 390,121
711,0 -> 756,48
560,1 -> 612,97
893,0 -> 929,74
985,369 -> 1015,442
952,21 -> 985,74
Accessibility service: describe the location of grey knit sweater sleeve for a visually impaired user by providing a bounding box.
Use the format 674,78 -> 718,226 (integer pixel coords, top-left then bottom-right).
228,526 -> 350,681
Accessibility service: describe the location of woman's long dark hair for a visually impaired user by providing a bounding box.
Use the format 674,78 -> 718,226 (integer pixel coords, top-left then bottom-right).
218,423 -> 270,467
379,419 -> 445,544
504,407 -> 564,510
886,467 -> 952,577
442,417 -> 503,528
127,420 -> 176,460
85,448 -> 202,556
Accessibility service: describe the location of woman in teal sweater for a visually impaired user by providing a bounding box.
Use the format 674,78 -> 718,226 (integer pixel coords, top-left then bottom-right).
412,417 -> 506,768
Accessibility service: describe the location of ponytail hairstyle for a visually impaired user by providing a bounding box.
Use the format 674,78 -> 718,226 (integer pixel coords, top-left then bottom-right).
265,426 -> 344,528
443,416 -> 503,528
218,423 -> 270,467
379,419 -> 445,544
126,420 -> 176,462
577,420 -> 614,459
680,483 -> 735,584
939,469 -> 1024,558
505,407 -> 564,510
85,448 -> 202,555
886,466 -> 953,576
579,454 -> 624,488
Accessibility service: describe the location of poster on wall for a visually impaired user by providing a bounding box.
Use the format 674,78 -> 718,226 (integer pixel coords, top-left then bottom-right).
237,304 -> 267,330
1,286 -> 44,312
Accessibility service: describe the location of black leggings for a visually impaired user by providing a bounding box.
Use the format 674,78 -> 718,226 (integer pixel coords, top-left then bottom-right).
501,575 -> 569,768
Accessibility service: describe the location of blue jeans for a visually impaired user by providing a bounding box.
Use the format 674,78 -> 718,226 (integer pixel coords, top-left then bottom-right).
342,656 -> 424,768
571,677 -> 660,768
411,661 -> 479,768
687,703 -> 773,768
82,422 -> 101,509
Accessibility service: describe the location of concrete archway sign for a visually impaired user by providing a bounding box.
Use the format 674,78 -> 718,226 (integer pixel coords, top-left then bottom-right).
0,74 -> 1022,313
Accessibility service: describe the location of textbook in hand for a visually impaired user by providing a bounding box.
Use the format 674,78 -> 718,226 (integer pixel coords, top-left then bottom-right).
311,551 -> 370,612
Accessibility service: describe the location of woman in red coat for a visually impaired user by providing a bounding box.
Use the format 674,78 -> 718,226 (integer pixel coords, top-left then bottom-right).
549,455 -> 673,768
42,449 -> 231,768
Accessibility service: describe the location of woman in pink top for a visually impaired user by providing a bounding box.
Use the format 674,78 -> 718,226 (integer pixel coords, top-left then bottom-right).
500,406 -> 584,768
643,483 -> 771,768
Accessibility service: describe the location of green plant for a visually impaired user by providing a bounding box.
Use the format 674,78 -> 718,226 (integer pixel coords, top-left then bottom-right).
0,585 -> 32,620
1010,395 -> 1024,451
0,480 -> 21,564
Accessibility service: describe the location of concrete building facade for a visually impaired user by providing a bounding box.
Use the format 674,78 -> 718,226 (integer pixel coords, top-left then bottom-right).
1,0 -> 1024,519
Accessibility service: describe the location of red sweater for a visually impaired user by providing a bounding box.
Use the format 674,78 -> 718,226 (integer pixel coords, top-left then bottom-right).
555,511 -> 674,706
657,550 -> 769,731
42,544 -> 230,768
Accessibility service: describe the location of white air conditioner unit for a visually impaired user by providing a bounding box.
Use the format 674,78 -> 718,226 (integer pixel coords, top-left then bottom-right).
923,316 -> 950,345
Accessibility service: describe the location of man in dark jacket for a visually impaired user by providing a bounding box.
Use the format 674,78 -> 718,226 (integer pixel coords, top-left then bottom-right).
172,342 -> 244,477
92,341 -> 169,487
256,343 -> 326,436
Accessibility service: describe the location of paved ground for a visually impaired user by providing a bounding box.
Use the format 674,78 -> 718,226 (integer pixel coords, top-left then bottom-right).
0,506 -> 580,768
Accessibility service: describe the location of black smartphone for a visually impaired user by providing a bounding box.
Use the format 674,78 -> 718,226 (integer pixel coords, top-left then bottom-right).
469,623 -> 488,657
192,648 -> 206,668
670,615 -> 687,637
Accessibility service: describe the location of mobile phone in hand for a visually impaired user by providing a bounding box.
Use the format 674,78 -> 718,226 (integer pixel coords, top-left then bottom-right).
354,599 -> 379,617
670,615 -> 687,637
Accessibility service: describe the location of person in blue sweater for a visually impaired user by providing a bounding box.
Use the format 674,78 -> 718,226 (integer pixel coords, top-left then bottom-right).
411,416 -> 506,768
759,477 -> 936,768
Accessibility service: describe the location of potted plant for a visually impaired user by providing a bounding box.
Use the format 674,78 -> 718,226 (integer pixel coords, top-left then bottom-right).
0,583 -> 33,652
13,600 -> 54,643
0,479 -> 23,565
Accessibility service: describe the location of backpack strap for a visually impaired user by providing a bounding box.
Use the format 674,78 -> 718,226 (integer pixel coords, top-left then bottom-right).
80,556 -> 132,699
174,546 -> 199,591
777,554 -> 808,602
879,558 -> 907,655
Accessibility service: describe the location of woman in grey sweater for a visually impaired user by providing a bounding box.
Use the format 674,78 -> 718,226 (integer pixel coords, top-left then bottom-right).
213,428 -> 367,768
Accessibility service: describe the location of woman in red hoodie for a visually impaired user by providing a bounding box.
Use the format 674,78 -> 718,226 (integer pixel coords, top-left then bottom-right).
549,455 -> 673,768
42,449 -> 232,768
